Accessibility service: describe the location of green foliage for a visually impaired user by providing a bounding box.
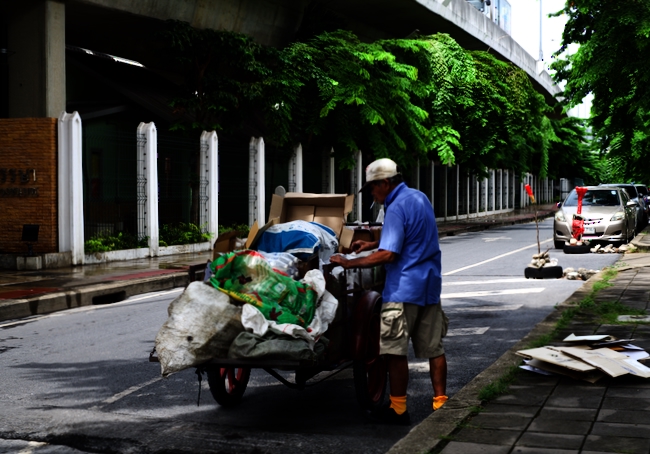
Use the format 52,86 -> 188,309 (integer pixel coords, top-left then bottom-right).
551,0 -> 650,183
84,232 -> 148,253
159,20 -> 275,134
162,21 -> 593,178
159,223 -> 212,247
218,224 -> 251,236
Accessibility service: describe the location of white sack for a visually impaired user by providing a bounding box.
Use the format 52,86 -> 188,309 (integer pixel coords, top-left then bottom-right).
155,282 -> 243,377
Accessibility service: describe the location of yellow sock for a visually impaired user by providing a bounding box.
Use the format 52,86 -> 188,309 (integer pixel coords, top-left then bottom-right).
389,395 -> 407,415
433,395 -> 448,411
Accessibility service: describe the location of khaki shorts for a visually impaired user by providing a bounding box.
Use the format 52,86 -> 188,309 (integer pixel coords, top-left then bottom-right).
379,302 -> 449,358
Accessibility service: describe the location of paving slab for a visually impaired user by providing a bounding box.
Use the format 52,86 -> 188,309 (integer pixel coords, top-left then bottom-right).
590,421 -> 650,439
537,406 -> 598,421
440,441 -> 511,454
582,435 -> 650,453
527,418 -> 593,435
479,403 -> 542,417
515,432 -> 584,450
510,447 -> 578,454
600,396 -> 650,411
597,409 -> 650,425
453,428 -> 522,446
466,413 -> 532,431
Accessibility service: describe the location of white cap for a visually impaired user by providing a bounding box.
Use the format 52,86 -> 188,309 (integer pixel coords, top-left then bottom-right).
360,158 -> 399,192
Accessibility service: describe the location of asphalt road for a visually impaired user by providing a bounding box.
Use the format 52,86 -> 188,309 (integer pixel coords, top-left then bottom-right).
0,218 -> 621,454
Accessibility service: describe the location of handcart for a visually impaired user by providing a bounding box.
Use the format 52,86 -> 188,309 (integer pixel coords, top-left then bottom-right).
151,262 -> 388,411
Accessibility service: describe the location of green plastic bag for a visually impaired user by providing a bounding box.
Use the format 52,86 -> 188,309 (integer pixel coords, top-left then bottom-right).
209,250 -> 318,327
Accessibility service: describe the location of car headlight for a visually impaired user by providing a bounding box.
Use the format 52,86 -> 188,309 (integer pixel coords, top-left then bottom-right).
610,211 -> 625,221
555,211 -> 566,222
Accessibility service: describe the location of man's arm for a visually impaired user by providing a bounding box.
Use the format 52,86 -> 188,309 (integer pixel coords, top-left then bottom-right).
329,249 -> 396,269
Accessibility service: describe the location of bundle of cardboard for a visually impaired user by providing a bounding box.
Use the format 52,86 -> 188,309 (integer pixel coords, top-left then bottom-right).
517,334 -> 650,383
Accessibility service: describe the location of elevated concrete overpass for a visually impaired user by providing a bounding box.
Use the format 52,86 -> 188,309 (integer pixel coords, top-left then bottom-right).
1,0 -> 559,119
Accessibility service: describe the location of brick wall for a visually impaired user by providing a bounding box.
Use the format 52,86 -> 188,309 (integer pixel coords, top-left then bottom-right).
0,118 -> 58,254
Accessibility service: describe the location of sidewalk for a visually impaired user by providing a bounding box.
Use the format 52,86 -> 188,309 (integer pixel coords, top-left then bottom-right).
389,230 -> 650,454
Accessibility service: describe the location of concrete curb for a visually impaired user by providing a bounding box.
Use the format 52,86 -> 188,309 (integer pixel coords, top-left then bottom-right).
631,226 -> 650,252
386,269 -> 603,454
0,272 -> 189,322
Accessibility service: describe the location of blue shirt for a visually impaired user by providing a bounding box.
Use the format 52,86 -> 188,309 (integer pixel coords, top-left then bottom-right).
379,183 -> 442,306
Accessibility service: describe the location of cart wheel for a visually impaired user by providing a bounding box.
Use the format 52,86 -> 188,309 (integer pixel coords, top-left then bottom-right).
206,366 -> 251,407
353,291 -> 388,411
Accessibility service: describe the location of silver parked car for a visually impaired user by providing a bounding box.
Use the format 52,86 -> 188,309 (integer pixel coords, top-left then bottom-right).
554,186 -> 636,249
599,183 -> 648,231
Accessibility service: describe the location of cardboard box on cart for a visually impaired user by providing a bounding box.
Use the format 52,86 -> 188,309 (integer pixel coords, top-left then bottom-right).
244,192 -> 356,253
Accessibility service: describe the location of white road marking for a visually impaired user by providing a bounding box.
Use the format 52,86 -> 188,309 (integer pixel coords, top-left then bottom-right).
410,361 -> 430,373
446,327 -> 490,336
442,278 -> 530,286
442,288 -> 545,299
0,288 -> 184,328
482,236 -> 512,242
451,304 -> 522,312
17,442 -> 47,454
90,376 -> 162,410
443,238 -> 553,276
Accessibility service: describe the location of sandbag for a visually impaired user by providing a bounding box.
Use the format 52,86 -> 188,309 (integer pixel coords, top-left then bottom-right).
155,281 -> 244,377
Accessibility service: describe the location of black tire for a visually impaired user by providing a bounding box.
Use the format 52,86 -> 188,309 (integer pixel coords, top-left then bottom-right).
554,239 -> 565,249
563,243 -> 591,254
353,293 -> 388,412
525,266 -> 563,279
625,224 -> 637,244
206,366 -> 251,407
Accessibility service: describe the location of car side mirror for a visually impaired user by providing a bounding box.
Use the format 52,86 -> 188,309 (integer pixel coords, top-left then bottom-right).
556,202 -> 562,208
627,201 -> 638,207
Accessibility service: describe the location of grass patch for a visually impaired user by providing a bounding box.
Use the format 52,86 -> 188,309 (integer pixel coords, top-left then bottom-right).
478,365 -> 520,401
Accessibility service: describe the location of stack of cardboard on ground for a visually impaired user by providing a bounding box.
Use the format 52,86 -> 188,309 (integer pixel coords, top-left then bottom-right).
517,334 -> 650,382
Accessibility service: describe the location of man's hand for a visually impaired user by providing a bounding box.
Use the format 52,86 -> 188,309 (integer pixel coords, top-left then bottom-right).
329,254 -> 350,269
351,240 -> 379,253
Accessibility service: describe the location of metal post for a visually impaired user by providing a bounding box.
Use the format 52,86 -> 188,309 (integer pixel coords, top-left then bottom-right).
288,143 -> 303,193
58,111 -> 84,264
200,130 -> 218,244
248,137 -> 265,227
137,122 -> 159,257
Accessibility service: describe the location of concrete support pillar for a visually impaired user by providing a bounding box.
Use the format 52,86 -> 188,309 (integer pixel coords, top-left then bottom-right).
137,122 -> 159,257
58,111 -> 84,264
8,0 -> 65,118
200,130 -> 218,243
248,137 -> 265,227
288,143 -> 303,193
